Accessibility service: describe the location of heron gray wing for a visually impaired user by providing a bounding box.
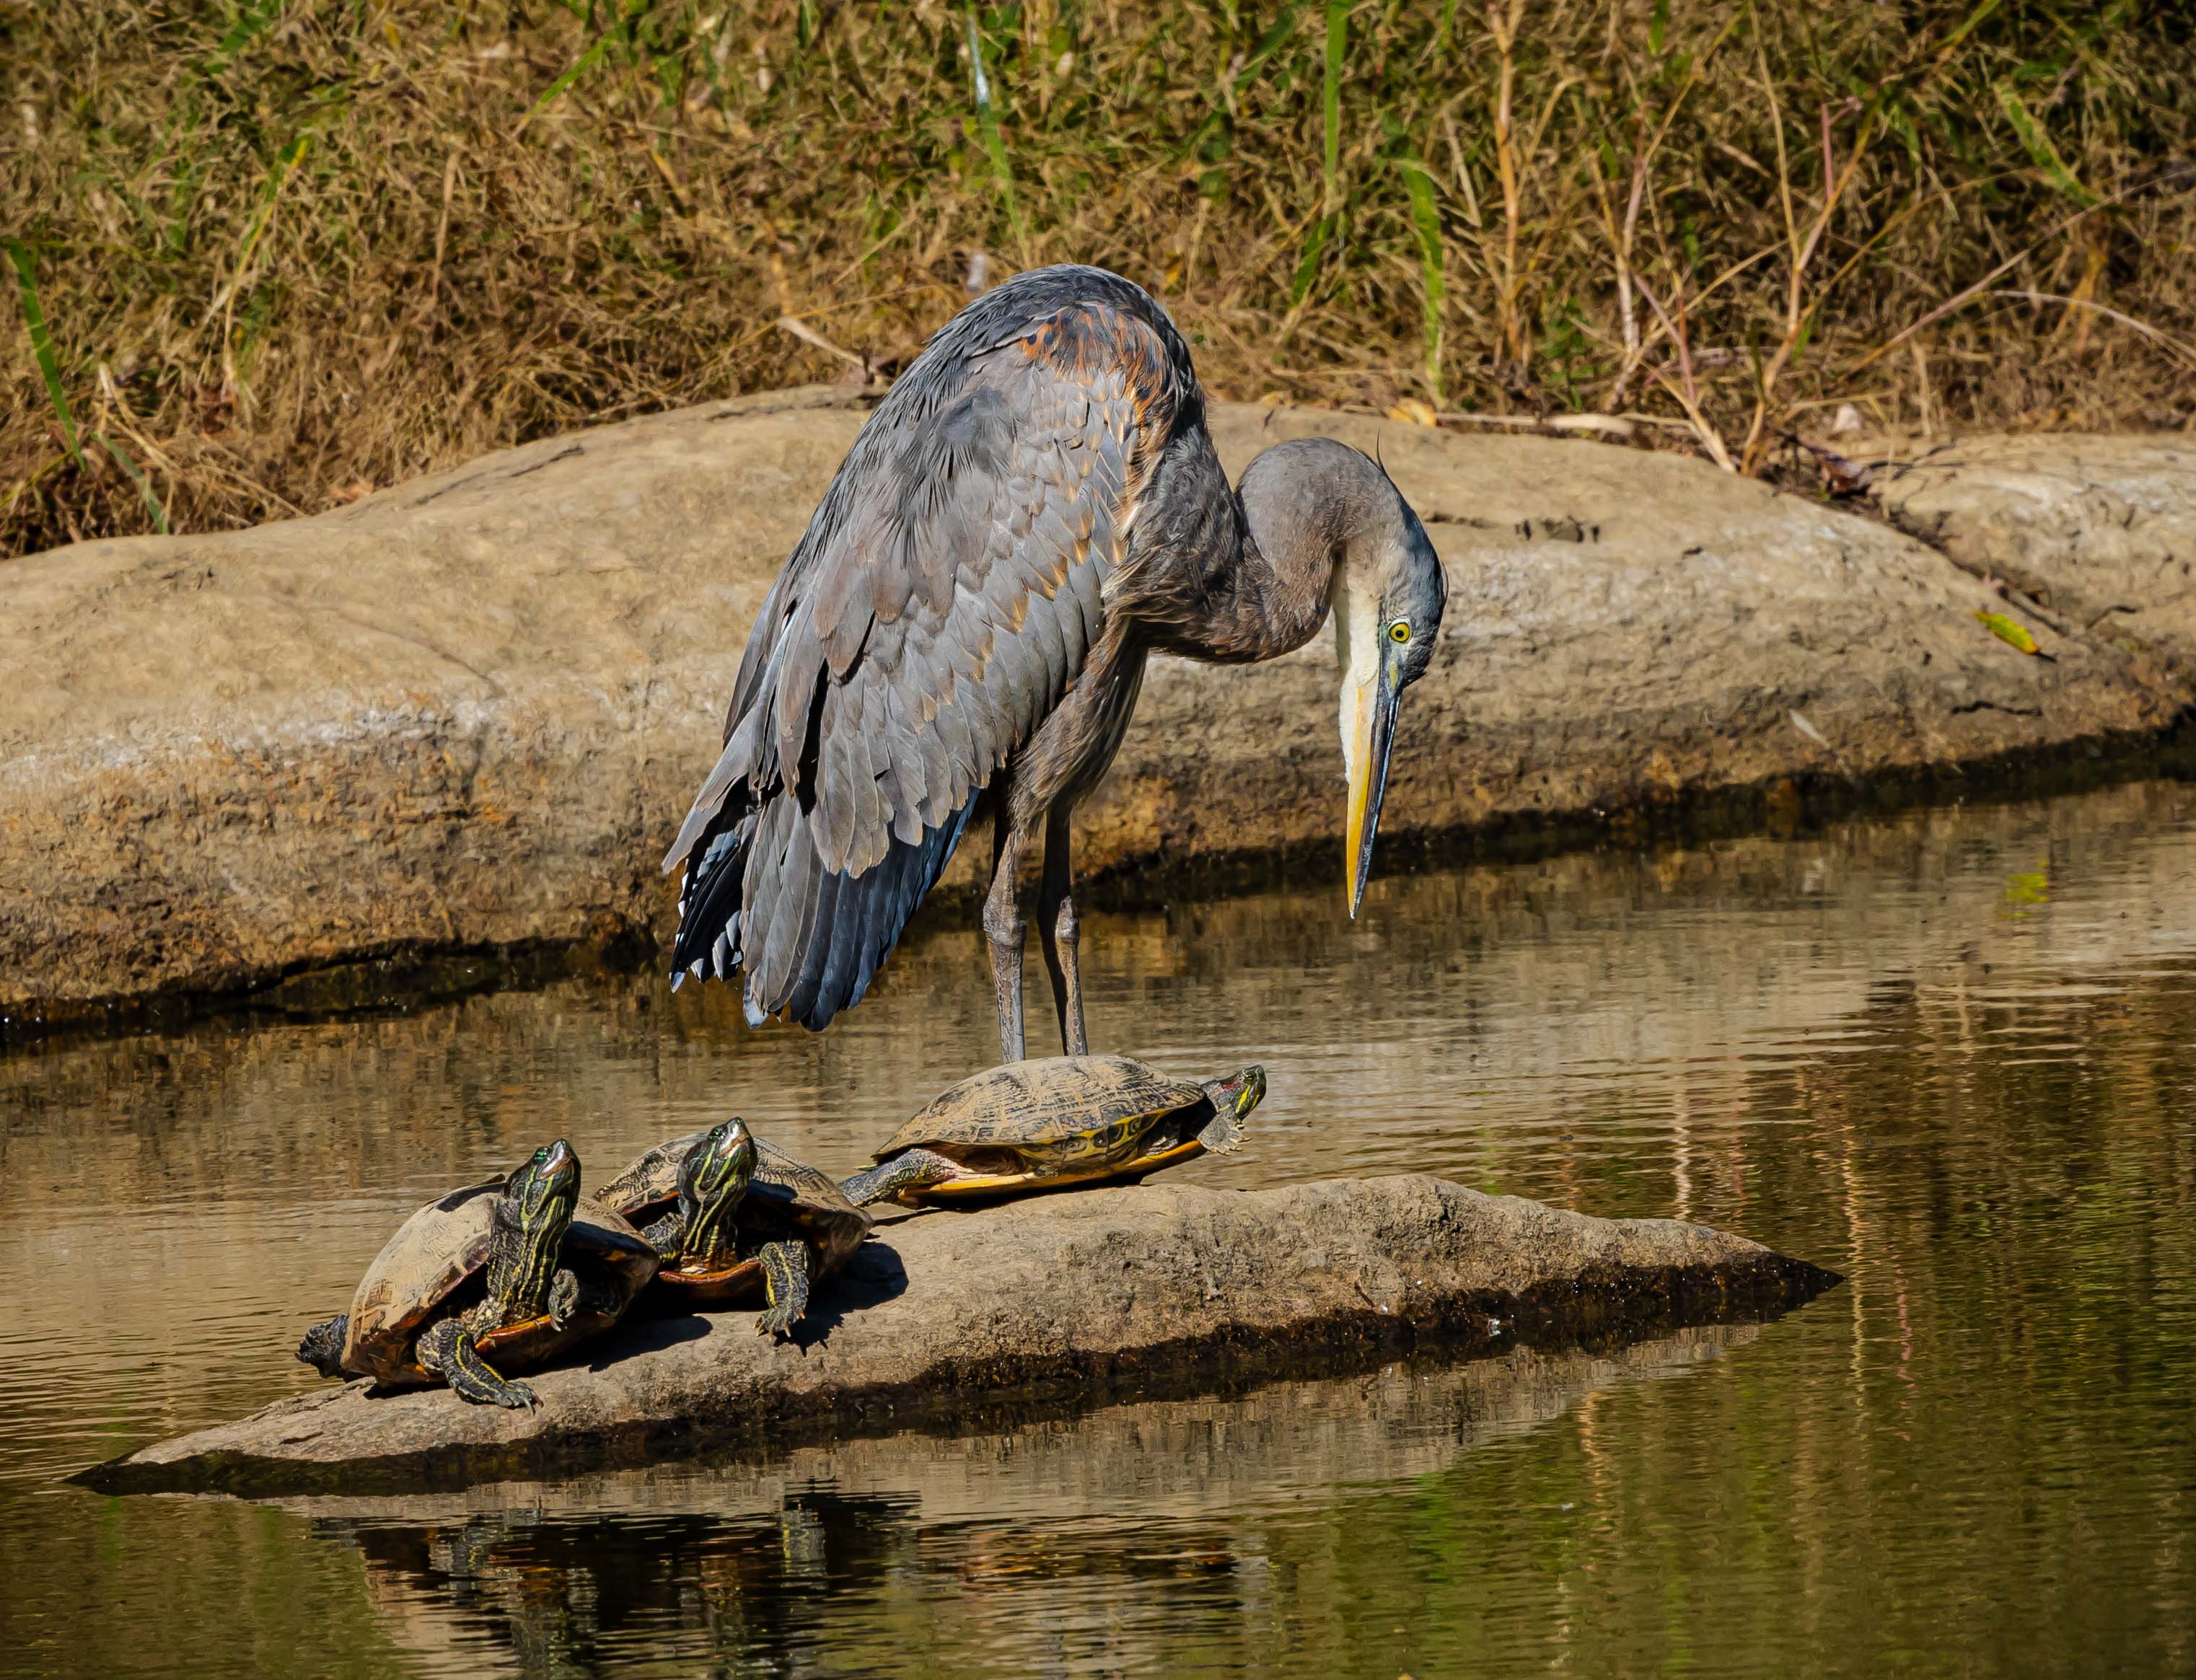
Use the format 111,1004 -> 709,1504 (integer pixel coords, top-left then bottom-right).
665,283 -> 1192,1032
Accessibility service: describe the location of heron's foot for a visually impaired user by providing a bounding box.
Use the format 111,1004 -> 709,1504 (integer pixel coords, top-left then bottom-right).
756,1240 -> 811,1339
418,1318 -> 537,1409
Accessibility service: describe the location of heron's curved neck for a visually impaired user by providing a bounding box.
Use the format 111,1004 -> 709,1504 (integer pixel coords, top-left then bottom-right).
1185,438 -> 1394,664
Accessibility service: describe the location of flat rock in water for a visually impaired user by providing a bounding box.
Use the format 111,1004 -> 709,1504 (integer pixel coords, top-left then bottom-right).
87,1174 -> 1837,1497
6,389 -> 2190,1022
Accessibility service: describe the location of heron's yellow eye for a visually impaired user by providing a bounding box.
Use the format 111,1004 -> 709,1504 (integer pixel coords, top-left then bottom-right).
1389,620 -> 1411,644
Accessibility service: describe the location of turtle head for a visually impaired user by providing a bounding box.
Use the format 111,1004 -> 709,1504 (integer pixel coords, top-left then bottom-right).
678,1119 -> 757,1263
1205,1065 -> 1267,1120
501,1138 -> 581,1257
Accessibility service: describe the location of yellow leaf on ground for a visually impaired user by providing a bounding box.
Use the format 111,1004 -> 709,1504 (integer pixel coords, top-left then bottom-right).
1975,610 -> 2042,655
1387,398 -> 1439,426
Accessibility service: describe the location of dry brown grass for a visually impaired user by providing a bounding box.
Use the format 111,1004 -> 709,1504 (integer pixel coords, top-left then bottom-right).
6,0 -> 2195,557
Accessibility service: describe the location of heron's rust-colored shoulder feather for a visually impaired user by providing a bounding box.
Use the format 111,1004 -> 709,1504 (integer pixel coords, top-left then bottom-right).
663,266 -> 1202,1033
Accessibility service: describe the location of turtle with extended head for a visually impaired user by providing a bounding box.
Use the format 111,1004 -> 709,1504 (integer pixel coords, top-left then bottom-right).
839,1056 -> 1265,1210
595,1119 -> 870,1338
296,1139 -> 658,1408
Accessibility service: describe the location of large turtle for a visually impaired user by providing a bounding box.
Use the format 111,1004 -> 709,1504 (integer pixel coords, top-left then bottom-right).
595,1119 -> 870,1338
296,1139 -> 658,1408
839,1056 -> 1265,1209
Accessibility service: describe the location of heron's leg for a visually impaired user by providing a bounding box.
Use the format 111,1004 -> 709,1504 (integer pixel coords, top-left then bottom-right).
1037,804 -> 1089,1057
984,781 -> 1030,1064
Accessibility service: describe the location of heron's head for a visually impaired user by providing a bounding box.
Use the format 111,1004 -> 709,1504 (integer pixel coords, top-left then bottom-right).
1331,459 -> 1446,917
1237,437 -> 1448,916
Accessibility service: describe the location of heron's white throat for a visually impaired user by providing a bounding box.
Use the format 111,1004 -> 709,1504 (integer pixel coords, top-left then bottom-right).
1332,563 -> 1383,778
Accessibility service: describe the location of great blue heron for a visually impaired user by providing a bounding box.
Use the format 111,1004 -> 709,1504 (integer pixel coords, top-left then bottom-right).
664,265 -> 1446,1060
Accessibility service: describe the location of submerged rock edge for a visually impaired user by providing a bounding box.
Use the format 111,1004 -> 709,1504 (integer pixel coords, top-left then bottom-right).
81,1174 -> 1840,1500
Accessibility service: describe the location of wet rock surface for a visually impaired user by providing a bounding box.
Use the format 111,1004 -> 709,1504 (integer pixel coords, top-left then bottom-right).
86,1173 -> 1837,1498
6,389 -> 2187,1023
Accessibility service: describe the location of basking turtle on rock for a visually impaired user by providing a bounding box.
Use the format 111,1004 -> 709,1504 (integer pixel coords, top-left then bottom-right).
840,1055 -> 1265,1209
596,1120 -> 871,1338
296,1139 -> 658,1409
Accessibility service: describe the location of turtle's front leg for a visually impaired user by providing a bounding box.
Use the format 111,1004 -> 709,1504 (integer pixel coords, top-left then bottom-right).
418,1317 -> 537,1409
548,1267 -> 581,1329
641,1210 -> 686,1262
755,1240 -> 811,1339
838,1148 -> 964,1208
549,1265 -> 620,1328
1195,1108 -> 1247,1155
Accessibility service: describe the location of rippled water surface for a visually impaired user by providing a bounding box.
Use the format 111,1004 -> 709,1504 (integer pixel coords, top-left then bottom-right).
5,783 -> 2195,1676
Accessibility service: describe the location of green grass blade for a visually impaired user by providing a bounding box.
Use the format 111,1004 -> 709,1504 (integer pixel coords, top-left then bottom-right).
1397,158 -> 1445,399
234,133 -> 312,282
1176,0 -> 1303,164
1321,0 -> 1345,208
1938,0 -> 2008,59
1289,0 -> 1347,309
524,1 -> 641,128
1993,80 -> 2100,207
1239,1 -> 1304,91
1289,214 -> 1331,307
966,9 -> 1027,242
2,236 -> 80,465
204,0 -> 283,75
94,432 -> 169,535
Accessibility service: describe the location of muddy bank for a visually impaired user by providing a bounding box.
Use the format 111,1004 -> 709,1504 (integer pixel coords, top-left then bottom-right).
6,390 -> 2188,1026
84,1174 -> 1835,1497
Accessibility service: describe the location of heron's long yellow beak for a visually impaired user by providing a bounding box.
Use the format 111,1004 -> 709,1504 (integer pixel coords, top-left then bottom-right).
1343,667 -> 1400,918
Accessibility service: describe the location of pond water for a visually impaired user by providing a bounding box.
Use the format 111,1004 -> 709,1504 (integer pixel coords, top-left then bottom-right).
4,781 -> 2194,1676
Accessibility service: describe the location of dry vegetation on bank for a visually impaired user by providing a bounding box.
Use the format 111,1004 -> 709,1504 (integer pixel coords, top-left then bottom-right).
5,0 -> 2194,556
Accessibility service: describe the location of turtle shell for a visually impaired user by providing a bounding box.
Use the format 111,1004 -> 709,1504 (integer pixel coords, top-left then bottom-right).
597,1131 -> 871,1305
874,1055 -> 1208,1169
339,1175 -> 659,1387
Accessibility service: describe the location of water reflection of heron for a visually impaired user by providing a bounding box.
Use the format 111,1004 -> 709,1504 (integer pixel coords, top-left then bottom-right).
664,264 -> 1447,1059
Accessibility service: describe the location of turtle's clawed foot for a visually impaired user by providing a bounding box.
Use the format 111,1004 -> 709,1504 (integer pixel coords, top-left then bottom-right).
756,1239 -> 811,1340
1196,1109 -> 1247,1156
420,1319 -> 537,1408
548,1267 -> 581,1330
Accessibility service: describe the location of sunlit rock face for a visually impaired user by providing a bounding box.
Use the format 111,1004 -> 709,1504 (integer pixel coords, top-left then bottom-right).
4,385 -> 2184,1021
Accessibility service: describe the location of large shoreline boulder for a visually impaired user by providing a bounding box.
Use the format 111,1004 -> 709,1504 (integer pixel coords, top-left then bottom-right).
4,390 -> 2186,1025
1871,434 -> 2196,670
84,1173 -> 1838,1498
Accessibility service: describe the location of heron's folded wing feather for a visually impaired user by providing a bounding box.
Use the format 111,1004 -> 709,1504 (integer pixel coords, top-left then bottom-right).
707,302 -> 1186,1028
